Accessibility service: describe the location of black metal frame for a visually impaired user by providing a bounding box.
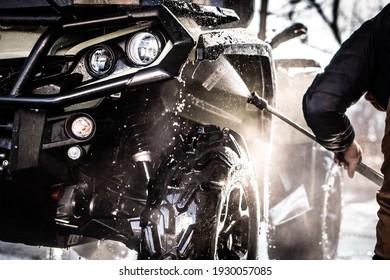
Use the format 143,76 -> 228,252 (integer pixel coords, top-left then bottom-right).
0,5 -> 195,108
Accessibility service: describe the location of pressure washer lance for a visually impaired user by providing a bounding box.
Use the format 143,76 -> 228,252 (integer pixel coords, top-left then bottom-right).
247,91 -> 384,187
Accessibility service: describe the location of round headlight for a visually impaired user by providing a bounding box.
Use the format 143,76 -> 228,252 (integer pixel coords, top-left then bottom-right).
86,45 -> 116,78
126,32 -> 161,66
68,115 -> 95,140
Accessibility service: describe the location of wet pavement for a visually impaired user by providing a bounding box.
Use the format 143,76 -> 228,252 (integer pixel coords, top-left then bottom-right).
335,175 -> 379,260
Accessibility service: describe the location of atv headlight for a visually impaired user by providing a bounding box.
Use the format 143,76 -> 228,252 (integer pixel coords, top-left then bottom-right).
86,45 -> 116,78
126,32 -> 161,66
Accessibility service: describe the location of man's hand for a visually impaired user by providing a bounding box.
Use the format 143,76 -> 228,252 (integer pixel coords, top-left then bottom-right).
334,140 -> 363,178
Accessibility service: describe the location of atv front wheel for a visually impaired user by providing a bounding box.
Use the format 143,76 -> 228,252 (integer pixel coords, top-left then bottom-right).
140,125 -> 260,259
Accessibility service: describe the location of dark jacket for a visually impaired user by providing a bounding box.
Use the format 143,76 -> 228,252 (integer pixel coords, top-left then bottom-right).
302,4 -> 390,153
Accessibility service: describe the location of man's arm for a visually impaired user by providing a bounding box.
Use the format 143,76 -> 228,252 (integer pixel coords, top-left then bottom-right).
302,21 -> 373,176
302,73 -> 356,153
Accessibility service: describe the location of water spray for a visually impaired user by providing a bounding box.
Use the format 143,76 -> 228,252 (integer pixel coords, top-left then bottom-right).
247,91 -> 384,187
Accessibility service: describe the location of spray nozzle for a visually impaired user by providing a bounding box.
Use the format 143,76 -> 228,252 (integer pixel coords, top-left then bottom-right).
247,92 -> 268,110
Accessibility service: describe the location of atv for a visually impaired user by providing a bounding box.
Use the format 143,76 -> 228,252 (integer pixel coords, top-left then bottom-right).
0,0 -> 342,260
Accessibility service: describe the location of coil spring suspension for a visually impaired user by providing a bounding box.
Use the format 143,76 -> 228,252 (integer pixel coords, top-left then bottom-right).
126,111 -> 152,155
122,99 -> 155,189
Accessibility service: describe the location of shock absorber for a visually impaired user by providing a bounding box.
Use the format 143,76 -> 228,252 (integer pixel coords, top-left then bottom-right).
133,150 -> 152,185
123,99 -> 155,192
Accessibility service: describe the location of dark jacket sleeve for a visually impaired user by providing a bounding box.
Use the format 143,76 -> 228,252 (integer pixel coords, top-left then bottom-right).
302,20 -> 373,153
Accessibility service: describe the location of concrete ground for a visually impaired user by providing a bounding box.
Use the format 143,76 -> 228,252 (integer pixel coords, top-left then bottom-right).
335,174 -> 379,260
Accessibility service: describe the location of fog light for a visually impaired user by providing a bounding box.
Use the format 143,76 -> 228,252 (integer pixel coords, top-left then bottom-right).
126,32 -> 161,66
69,115 -> 95,140
86,44 -> 116,77
67,146 -> 83,160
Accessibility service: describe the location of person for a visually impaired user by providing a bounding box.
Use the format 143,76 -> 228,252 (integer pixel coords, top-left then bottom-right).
302,3 -> 390,260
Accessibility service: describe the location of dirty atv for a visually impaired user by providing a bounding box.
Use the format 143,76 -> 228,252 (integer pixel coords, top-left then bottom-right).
0,0 -> 342,260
